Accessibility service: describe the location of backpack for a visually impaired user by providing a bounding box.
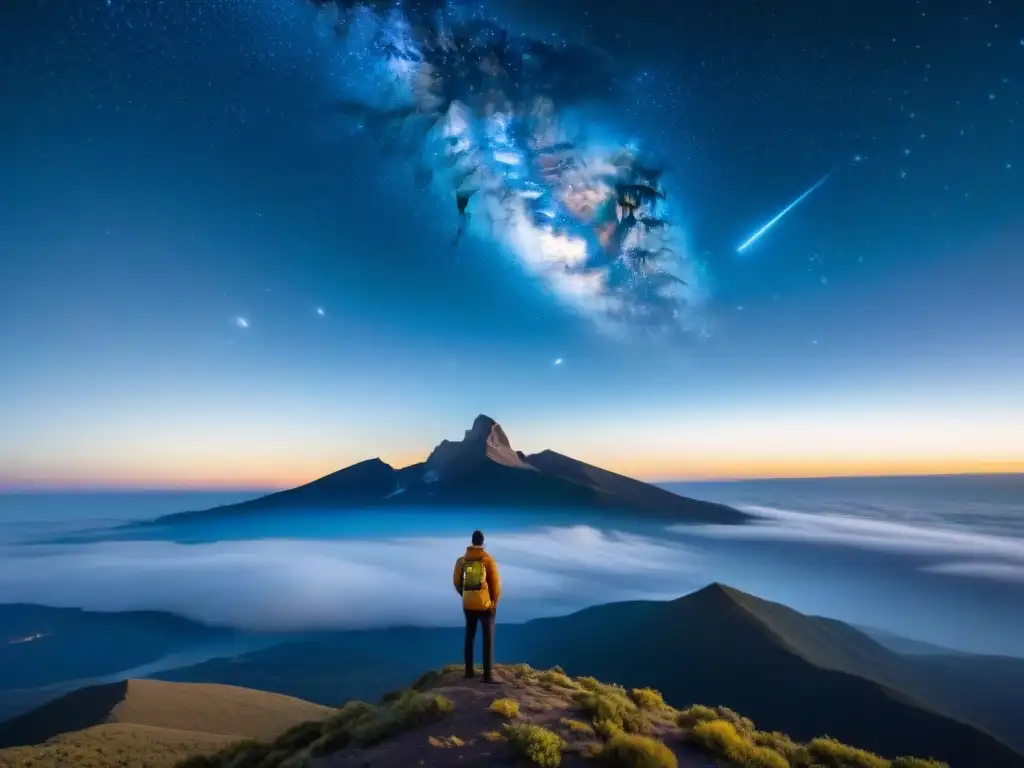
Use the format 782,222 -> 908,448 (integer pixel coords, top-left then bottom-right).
462,559 -> 487,592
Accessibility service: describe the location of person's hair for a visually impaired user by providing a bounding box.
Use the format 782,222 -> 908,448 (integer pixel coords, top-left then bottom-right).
471,529 -> 485,546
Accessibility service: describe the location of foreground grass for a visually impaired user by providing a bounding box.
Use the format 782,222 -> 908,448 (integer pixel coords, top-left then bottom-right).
175,690 -> 453,768
679,706 -> 949,768
0,724 -> 235,768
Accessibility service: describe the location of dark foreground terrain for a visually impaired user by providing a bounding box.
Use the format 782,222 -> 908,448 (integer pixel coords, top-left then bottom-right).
154,584 -> 1024,766
4,584 -> 1022,767
1,665 -> 963,768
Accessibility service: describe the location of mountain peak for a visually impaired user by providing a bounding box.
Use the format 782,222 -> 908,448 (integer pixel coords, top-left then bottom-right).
424,414 -> 532,474
699,582 -> 773,603
154,415 -> 750,524
467,414 -> 511,449
674,583 -> 758,613
697,582 -> 745,598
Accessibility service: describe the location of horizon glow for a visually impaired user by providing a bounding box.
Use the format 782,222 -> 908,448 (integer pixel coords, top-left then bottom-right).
3,400 -> 1022,489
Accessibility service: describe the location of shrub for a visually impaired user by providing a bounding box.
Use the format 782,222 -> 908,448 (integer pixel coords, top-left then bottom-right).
559,718 -> 595,735
203,739 -> 270,767
307,701 -> 378,756
490,698 -> 522,719
504,722 -> 567,768
628,688 -> 667,711
307,724 -> 355,758
410,669 -> 443,691
594,720 -> 623,741
482,729 -> 505,742
326,701 -> 379,729
269,720 -> 326,753
576,677 -> 629,697
676,704 -> 753,731
716,706 -> 754,731
508,663 -> 537,680
538,668 -> 578,689
576,676 -> 605,693
349,690 -> 454,747
176,733 -> 302,767
751,730 -> 805,763
688,719 -> 788,768
581,742 -> 605,758
891,759 -> 949,768
674,705 -> 718,728
805,736 -> 888,768
600,732 -> 678,768
574,690 -> 650,734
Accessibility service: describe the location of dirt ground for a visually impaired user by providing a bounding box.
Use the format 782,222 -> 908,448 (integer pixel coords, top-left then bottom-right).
316,667 -> 716,768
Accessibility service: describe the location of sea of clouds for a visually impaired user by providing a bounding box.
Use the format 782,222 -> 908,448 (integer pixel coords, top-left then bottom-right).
1,506 -> 1022,646
676,505 -> 1024,584
0,525 -> 705,631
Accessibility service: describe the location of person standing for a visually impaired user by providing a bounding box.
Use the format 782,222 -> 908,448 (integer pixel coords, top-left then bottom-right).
453,529 -> 501,683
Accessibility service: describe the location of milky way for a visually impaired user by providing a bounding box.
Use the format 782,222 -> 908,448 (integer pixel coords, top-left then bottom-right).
306,0 -> 705,337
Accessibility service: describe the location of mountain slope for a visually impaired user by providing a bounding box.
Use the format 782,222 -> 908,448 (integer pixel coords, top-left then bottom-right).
506,585 -> 1024,763
154,415 -> 748,524
155,584 -> 1024,767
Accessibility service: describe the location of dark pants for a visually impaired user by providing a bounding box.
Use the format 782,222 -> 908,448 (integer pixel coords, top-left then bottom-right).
464,609 -> 495,679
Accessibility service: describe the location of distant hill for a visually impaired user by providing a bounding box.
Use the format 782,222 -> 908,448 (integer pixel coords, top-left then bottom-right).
855,624 -> 975,657
149,415 -> 748,525
156,584 -> 1024,767
0,678 -> 335,767
505,584 -> 1024,765
0,604 -> 239,691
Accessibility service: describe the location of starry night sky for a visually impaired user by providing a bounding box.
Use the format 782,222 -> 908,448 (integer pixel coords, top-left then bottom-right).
1,0 -> 1021,488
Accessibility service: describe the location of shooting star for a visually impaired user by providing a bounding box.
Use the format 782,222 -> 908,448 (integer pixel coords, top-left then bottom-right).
737,173 -> 832,254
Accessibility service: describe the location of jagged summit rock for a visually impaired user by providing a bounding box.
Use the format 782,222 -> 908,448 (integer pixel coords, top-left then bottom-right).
425,414 -> 535,475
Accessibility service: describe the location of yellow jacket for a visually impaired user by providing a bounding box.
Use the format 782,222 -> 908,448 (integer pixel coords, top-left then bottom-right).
453,545 -> 501,612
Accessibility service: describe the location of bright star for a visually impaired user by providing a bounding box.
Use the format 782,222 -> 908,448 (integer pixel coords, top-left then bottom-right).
235,316 -> 249,329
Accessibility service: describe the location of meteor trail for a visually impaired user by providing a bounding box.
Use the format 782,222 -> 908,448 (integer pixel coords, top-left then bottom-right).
737,173 -> 832,254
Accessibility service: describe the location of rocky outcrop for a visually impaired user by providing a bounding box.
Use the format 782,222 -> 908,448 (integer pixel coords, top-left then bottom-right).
424,414 -> 536,475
